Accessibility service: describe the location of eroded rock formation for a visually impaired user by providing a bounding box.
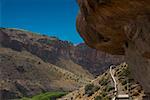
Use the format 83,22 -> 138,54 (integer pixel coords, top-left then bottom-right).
0,28 -> 124,76
76,0 -> 150,97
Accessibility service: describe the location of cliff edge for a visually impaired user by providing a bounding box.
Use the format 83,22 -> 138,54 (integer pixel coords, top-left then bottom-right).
76,0 -> 150,98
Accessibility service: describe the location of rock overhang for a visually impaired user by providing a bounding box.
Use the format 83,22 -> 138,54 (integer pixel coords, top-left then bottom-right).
76,0 -> 150,56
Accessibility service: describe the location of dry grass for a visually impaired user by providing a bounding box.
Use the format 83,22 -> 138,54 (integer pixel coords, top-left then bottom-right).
60,63 -> 145,100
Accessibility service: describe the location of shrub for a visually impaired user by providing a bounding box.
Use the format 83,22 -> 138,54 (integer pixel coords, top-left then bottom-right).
101,92 -> 107,97
37,39 -> 55,45
106,86 -> 115,92
93,86 -> 100,92
122,80 -> 127,85
132,91 -> 139,96
99,78 -> 108,86
128,78 -> 134,83
95,96 -> 102,100
84,84 -> 100,97
85,85 -> 92,96
104,96 -> 111,100
125,85 -> 128,90
119,67 -> 130,77
46,40 -> 53,44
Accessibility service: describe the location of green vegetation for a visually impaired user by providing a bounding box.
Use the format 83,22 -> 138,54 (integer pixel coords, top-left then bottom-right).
37,39 -> 55,45
84,84 -> 100,97
103,96 -> 111,100
101,92 -> 107,97
94,95 -> 102,100
20,92 -> 67,100
46,40 -> 54,44
105,85 -> 115,92
98,91 -> 111,100
122,80 -> 127,85
99,77 -> 109,86
118,67 -> 130,77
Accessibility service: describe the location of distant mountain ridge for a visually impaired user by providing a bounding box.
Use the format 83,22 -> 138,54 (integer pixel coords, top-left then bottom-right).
0,28 -> 124,76
0,28 -> 124,99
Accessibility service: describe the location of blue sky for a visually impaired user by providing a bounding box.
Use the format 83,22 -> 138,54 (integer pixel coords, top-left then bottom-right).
1,0 -> 83,44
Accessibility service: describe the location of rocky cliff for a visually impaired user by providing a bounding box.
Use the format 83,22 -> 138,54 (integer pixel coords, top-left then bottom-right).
0,28 -> 124,99
0,28 -> 124,76
76,0 -> 150,98
72,43 -> 124,76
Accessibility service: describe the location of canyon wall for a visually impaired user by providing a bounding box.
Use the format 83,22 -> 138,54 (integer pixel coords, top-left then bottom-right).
76,0 -> 150,97
0,28 -> 124,76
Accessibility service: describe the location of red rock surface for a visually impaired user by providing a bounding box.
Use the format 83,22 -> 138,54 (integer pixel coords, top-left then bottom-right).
76,0 -> 150,96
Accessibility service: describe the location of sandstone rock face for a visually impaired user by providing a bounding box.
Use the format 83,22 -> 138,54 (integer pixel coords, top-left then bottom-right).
76,0 -> 150,95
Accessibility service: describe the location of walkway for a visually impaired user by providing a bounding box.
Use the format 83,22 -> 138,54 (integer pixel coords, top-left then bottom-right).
110,65 -> 130,100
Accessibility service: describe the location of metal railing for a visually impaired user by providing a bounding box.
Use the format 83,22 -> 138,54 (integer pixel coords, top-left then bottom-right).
110,64 -> 131,100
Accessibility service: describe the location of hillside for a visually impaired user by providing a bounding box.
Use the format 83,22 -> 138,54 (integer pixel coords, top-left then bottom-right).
0,28 -> 124,99
0,28 -> 124,76
0,48 -> 92,99
60,63 -> 144,100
